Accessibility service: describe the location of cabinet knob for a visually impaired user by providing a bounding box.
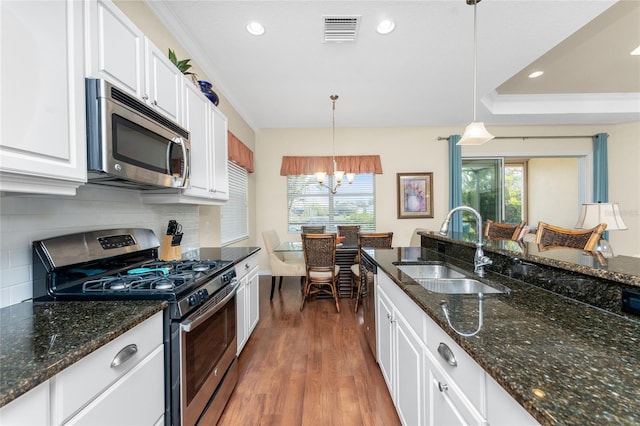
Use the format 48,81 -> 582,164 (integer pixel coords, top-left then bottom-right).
142,94 -> 149,101
245,263 -> 250,270
152,100 -> 158,106
438,382 -> 449,393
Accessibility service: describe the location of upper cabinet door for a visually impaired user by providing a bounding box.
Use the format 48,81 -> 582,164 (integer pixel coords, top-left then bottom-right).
210,106 -> 229,200
145,40 -> 183,124
87,0 -> 145,98
0,0 -> 87,195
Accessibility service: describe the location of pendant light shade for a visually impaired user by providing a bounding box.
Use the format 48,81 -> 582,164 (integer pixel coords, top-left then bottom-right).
458,0 -> 494,146
460,122 -> 495,145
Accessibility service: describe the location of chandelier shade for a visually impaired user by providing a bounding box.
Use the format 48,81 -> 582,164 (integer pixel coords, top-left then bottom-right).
575,202 -> 627,257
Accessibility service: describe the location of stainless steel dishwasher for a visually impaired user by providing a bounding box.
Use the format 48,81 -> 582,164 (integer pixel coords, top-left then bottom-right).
361,252 -> 377,358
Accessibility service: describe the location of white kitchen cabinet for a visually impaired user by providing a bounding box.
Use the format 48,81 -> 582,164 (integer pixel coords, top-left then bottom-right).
236,253 -> 259,354
428,353 -> 487,426
51,312 -> 164,425
86,0 -> 182,123
377,273 -> 425,426
141,77 -> 229,205
485,374 -> 538,426
0,0 -> 87,195
0,381 -> 49,426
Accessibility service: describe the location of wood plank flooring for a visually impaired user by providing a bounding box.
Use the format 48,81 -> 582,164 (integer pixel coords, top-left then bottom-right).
217,276 -> 401,426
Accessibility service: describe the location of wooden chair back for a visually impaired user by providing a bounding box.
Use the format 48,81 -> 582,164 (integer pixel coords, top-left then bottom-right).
337,225 -> 360,247
301,225 -> 326,234
301,233 -> 337,271
484,220 -> 526,241
535,221 -> 607,252
356,232 -> 394,263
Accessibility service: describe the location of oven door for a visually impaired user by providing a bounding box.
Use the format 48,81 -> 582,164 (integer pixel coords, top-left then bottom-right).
178,280 -> 239,426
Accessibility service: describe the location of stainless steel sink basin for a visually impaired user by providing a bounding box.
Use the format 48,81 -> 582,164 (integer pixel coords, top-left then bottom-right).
416,278 -> 505,294
395,264 -> 466,279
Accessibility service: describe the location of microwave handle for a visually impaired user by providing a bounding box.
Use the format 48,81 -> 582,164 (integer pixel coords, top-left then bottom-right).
167,137 -> 189,184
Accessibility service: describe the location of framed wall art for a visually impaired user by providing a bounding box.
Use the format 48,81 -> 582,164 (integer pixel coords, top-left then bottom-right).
397,172 -> 434,219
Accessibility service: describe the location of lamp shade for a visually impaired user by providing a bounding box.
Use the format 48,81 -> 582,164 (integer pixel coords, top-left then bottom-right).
575,203 -> 627,231
457,122 -> 495,145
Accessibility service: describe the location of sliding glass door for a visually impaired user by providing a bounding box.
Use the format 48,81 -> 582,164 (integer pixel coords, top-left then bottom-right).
462,158 -> 527,236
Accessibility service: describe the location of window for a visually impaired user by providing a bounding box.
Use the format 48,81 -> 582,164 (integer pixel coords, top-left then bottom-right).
220,162 -> 248,244
287,174 -> 376,232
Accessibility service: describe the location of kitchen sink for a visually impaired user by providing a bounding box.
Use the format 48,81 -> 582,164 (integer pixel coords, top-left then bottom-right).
395,263 -> 467,279
416,278 -> 505,294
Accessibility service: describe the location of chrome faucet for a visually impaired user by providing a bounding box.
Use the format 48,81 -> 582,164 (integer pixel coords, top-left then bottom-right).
439,206 -> 492,277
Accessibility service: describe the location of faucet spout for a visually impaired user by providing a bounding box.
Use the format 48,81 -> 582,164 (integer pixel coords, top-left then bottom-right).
439,206 -> 492,277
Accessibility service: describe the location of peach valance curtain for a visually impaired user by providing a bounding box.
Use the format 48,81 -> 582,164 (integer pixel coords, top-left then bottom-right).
280,155 -> 383,176
228,131 -> 254,173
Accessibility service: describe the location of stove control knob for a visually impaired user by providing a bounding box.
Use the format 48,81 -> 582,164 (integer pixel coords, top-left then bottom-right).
198,289 -> 209,301
188,293 -> 201,306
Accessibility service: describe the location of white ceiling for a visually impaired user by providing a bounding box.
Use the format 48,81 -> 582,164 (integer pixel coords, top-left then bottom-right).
148,0 -> 640,131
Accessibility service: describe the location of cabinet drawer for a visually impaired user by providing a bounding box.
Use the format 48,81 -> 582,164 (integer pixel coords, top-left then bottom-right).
426,316 -> 485,413
65,345 -> 164,425
53,312 -> 163,422
235,254 -> 259,280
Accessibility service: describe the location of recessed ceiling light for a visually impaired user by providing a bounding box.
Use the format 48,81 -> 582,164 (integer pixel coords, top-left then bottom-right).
376,19 -> 395,35
528,71 -> 544,78
246,21 -> 265,36
631,45 -> 640,56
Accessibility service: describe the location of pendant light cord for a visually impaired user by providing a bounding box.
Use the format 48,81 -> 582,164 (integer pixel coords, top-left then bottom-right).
331,94 -> 338,172
472,0 -> 478,122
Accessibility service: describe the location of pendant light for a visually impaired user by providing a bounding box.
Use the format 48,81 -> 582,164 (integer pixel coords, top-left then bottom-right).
316,95 -> 355,193
458,0 -> 494,146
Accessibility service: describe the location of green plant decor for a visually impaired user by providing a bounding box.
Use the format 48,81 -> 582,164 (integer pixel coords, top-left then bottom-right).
168,49 -> 193,75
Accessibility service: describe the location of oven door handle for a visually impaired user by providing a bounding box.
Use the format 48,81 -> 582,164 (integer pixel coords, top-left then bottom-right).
180,279 -> 239,333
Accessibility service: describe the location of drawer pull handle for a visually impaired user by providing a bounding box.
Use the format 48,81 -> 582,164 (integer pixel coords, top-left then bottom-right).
110,344 -> 138,368
245,263 -> 250,270
438,382 -> 449,393
437,342 -> 458,367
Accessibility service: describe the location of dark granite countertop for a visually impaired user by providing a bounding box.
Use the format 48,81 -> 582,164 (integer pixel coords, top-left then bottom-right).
0,300 -> 166,408
421,230 -> 640,287
366,244 -> 640,425
185,246 -> 260,266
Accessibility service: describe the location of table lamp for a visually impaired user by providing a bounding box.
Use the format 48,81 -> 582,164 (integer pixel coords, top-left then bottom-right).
575,202 -> 627,257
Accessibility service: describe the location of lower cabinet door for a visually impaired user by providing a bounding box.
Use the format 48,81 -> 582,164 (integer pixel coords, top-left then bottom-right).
0,381 -> 49,426
248,267 -> 260,334
395,312 -> 424,426
65,345 -> 164,425
236,277 -> 248,354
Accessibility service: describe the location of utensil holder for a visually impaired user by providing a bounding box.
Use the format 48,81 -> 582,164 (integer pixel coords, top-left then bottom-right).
160,235 -> 181,261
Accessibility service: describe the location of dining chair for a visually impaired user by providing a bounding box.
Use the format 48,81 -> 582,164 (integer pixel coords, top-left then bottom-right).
484,220 -> 526,242
337,225 -> 360,247
262,230 -> 306,300
535,221 -> 607,252
301,225 -> 326,234
409,227 -> 429,246
300,233 -> 340,313
352,232 -> 393,313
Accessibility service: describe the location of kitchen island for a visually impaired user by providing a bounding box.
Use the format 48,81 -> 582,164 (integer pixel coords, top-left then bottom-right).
366,233 -> 639,425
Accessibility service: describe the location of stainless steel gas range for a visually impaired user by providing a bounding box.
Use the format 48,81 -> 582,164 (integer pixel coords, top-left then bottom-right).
32,228 -> 239,426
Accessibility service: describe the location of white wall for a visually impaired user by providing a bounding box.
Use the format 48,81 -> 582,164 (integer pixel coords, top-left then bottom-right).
528,157 -> 580,227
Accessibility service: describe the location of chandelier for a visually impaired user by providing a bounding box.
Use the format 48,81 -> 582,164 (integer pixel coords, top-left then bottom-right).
458,0 -> 494,145
316,94 -> 355,193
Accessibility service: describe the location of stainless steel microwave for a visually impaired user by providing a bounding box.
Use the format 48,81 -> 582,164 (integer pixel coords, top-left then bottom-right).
86,78 -> 190,189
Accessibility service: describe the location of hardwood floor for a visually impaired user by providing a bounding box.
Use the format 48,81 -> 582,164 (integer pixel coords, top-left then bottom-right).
217,275 -> 401,426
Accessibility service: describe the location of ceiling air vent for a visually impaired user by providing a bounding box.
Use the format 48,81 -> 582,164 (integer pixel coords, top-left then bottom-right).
323,16 -> 360,43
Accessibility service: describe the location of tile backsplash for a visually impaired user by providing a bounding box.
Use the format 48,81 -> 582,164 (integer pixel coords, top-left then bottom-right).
0,184 -> 200,308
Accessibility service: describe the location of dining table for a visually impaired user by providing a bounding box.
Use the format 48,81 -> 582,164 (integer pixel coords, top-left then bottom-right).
274,240 -> 358,298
